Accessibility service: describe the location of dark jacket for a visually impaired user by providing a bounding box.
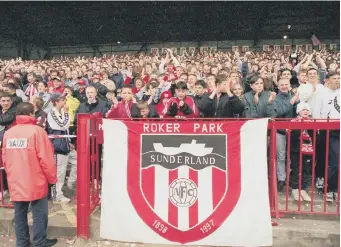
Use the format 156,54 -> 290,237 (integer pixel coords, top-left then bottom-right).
72,89 -> 87,103
110,73 -> 124,89
11,94 -> 23,105
0,104 -> 17,127
274,91 -> 297,134
0,104 -> 17,144
274,92 -> 296,118
225,96 -> 245,118
73,99 -> 108,149
75,99 -> 108,115
90,82 -> 108,102
290,129 -> 314,154
194,93 -> 214,118
202,93 -> 230,118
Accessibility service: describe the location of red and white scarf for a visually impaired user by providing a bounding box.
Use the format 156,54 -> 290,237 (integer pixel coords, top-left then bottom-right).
291,116 -> 314,154
25,84 -> 38,99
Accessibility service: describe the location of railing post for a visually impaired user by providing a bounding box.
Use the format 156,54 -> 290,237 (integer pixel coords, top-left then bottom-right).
76,114 -> 91,238
269,120 -> 280,218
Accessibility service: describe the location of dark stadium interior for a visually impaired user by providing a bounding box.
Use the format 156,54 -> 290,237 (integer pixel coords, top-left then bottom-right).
0,1 -> 339,47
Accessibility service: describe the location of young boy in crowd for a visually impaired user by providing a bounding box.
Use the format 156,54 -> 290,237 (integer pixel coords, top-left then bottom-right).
289,102 -> 314,202
106,85 -> 137,118
193,80 -> 211,117
164,81 -> 199,119
154,91 -> 172,118
131,100 -> 159,119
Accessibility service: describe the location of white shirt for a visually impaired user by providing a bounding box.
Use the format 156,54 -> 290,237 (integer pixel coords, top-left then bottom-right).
307,84 -> 326,119
320,88 -> 340,119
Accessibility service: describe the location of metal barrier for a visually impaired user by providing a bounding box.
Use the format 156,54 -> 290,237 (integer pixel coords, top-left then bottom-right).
75,115 -> 341,238
270,120 -> 340,217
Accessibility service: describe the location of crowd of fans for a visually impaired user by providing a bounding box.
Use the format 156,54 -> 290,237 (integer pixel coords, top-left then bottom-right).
0,47 -> 339,203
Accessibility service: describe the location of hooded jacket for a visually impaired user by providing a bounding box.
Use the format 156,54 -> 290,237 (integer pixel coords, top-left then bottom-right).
2,115 -> 57,201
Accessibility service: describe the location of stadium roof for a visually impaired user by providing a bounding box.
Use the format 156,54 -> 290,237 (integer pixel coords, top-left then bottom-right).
0,1 -> 339,47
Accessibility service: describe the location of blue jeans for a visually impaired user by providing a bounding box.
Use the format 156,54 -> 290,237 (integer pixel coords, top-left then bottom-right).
328,135 -> 340,192
14,197 -> 48,247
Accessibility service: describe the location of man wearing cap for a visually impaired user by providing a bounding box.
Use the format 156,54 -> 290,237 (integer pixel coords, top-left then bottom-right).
72,79 -> 87,103
49,76 -> 65,94
154,91 -> 172,118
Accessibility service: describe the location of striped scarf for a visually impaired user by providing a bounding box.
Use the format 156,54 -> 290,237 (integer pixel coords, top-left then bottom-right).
25,84 -> 38,99
290,116 -> 314,154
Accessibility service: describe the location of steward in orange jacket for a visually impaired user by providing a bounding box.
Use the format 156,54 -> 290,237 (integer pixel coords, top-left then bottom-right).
2,114 -> 57,201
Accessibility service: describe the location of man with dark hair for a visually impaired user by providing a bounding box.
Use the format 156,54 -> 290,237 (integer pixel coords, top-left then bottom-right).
193,80 -> 212,117
0,92 -> 17,200
204,75 -> 230,118
164,81 -> 199,119
2,102 -> 58,247
3,83 -> 23,105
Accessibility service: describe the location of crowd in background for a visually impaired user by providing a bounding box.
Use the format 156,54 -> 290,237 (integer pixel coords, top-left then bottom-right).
0,47 -> 339,203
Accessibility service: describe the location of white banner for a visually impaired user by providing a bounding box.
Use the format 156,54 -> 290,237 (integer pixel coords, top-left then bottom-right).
100,119 -> 272,246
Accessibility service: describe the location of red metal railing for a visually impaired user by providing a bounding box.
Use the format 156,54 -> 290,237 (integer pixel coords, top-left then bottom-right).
270,120 -> 340,216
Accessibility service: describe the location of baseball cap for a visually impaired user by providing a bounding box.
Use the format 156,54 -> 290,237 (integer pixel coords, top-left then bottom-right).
77,79 -> 86,85
160,91 -> 172,100
50,93 -> 65,103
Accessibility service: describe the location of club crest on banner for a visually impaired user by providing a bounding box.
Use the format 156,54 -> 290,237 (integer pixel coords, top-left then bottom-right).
127,128 -> 242,244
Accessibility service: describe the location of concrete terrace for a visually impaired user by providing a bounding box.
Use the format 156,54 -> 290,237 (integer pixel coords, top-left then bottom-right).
0,188 -> 339,247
